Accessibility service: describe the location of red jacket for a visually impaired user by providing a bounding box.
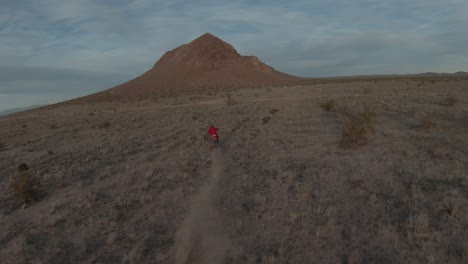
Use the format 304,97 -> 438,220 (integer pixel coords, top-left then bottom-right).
208,126 -> 219,136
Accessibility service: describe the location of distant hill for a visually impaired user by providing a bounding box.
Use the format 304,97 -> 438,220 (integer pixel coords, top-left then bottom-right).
78,33 -> 303,102
0,105 -> 43,116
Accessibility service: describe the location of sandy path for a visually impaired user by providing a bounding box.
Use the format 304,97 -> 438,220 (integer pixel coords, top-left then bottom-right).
174,148 -> 230,264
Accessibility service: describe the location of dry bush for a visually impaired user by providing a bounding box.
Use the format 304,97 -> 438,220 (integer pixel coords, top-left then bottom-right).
262,116 -> 271,124
0,141 -> 4,152
98,121 -> 111,129
340,106 -> 376,148
226,94 -> 238,105
270,108 -> 280,115
440,198 -> 463,219
362,87 -> 372,94
445,95 -> 458,106
407,213 -> 430,239
47,150 -> 54,156
49,124 -> 58,129
11,174 -> 41,203
321,98 -> 336,111
17,162 -> 29,172
418,117 -> 437,130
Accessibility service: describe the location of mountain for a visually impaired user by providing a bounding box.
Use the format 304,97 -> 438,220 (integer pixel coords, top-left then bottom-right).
81,33 -> 302,101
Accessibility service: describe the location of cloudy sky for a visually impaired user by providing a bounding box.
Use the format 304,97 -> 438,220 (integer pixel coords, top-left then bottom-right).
1,0 -> 467,111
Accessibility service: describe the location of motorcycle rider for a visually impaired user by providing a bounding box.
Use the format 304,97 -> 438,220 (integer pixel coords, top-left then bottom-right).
207,125 -> 219,143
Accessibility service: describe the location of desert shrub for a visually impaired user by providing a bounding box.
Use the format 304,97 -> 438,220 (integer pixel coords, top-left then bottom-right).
17,163 -> 29,172
362,87 -> 372,94
49,124 -> 58,129
340,107 -> 376,148
262,116 -> 271,124
419,117 -> 437,130
321,98 -> 336,111
270,108 -> 280,115
445,95 -> 458,106
407,214 -> 430,239
0,141 -> 4,151
98,121 -> 111,129
11,174 -> 40,203
226,94 -> 238,105
438,197 -> 464,219
47,150 -> 54,156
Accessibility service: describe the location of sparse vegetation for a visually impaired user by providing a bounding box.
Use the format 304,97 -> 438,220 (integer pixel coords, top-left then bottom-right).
11,174 -> 41,203
445,95 -> 458,106
11,162 -> 40,203
440,198 -> 463,218
47,150 -> 54,156
362,87 -> 372,94
418,117 -> 437,130
321,98 -> 336,111
0,141 -> 4,151
340,106 -> 376,148
262,116 -> 271,124
226,94 -> 238,105
98,121 -> 111,129
17,163 -> 29,172
270,108 -> 280,115
49,124 -> 58,129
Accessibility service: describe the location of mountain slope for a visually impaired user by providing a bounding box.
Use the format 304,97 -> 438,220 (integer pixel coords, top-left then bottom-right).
81,33 -> 302,101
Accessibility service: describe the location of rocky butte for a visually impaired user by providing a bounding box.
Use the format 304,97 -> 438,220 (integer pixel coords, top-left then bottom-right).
80,33 -> 303,102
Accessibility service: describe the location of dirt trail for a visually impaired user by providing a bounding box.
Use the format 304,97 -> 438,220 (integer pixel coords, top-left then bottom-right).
174,148 -> 230,264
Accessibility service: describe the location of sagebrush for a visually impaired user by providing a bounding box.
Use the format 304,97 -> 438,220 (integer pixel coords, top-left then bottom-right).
321,98 -> 336,111
340,106 -> 376,148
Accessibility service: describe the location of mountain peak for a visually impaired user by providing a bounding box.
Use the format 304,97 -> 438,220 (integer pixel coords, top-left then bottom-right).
154,33 -> 240,68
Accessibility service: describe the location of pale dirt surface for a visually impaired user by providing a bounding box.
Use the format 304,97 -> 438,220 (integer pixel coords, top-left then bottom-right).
1,78 -> 468,263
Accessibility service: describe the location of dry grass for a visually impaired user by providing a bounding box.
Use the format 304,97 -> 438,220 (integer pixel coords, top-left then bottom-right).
445,95 -> 458,106
11,174 -> 41,203
270,108 -> 280,115
440,198 -> 463,218
98,121 -> 111,129
262,116 -> 271,124
340,106 -> 376,148
226,94 -> 238,105
418,117 -> 437,130
17,162 -> 29,172
407,213 -> 430,239
321,98 -> 336,111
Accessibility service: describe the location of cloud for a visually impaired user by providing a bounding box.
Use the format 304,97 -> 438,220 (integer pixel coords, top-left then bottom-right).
0,0 -> 467,110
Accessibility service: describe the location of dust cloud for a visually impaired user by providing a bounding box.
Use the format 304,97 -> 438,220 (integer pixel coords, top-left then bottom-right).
174,148 -> 230,264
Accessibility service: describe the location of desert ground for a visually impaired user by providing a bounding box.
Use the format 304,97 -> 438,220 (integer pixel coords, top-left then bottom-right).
0,77 -> 467,263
